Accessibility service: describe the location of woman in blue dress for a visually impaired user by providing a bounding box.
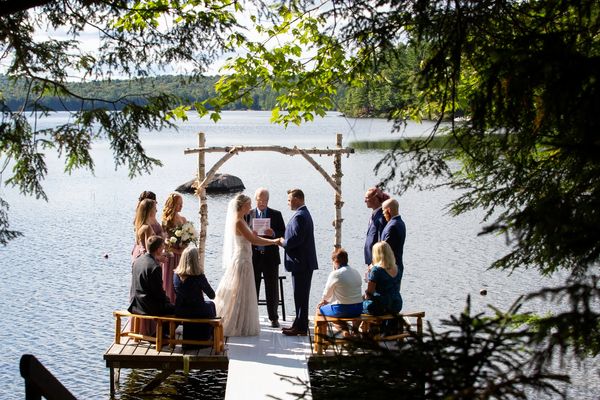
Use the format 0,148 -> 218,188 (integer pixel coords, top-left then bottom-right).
173,246 -> 216,345
363,241 -> 403,316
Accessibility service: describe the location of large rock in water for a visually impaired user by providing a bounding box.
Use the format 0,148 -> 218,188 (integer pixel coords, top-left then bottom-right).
176,173 -> 245,194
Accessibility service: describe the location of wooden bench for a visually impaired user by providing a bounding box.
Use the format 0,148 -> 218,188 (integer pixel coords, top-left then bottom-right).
313,311 -> 425,355
113,310 -> 225,354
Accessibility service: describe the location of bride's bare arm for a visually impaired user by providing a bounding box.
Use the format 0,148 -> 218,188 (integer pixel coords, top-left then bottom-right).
236,219 -> 278,246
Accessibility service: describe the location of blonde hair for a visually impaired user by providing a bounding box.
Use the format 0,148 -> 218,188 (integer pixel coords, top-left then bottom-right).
134,199 -> 156,233
175,246 -> 203,277
162,192 -> 182,230
234,194 -> 251,211
372,241 -> 397,273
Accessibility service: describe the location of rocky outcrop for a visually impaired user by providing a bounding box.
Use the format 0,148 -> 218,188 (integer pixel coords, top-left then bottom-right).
176,173 -> 245,194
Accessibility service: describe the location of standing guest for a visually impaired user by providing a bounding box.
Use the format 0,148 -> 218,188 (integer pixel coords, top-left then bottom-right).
278,189 -> 318,336
362,241 -> 403,316
132,191 -> 158,260
129,235 -> 175,318
173,247 -> 216,344
137,190 -> 156,204
363,187 -> 389,267
246,188 -> 286,328
381,198 -> 406,279
161,192 -> 188,303
132,198 -> 164,262
316,248 -> 363,337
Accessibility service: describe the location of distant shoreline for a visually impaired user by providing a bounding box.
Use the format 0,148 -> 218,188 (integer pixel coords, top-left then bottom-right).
350,135 -> 456,150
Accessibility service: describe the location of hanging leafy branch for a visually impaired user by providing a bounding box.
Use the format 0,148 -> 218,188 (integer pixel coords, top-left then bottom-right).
0,0 -> 245,240
198,0 -> 600,389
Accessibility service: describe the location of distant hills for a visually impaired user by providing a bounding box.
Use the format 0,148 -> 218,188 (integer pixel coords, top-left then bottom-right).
0,74 -> 287,112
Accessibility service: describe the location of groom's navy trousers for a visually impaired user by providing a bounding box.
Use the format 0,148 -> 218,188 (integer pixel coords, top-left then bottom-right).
283,205 -> 318,333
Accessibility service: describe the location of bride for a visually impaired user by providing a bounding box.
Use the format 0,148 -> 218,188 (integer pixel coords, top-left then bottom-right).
215,194 -> 280,337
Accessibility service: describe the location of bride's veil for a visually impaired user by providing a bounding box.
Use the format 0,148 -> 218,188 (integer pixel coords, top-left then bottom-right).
222,197 -> 238,270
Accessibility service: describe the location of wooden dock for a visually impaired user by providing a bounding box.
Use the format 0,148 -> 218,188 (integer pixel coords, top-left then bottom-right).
104,335 -> 228,396
104,317 -> 312,398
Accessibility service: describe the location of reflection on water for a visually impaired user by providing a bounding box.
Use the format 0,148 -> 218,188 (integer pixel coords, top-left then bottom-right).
116,370 -> 227,400
0,111 -> 596,399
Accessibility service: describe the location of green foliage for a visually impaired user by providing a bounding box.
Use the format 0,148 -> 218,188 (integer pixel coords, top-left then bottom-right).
200,0 -> 600,394
0,0 -> 244,242
526,276 -> 600,359
204,4 -> 369,126
2,1 -> 599,395
340,43 -> 426,118
310,298 -> 568,399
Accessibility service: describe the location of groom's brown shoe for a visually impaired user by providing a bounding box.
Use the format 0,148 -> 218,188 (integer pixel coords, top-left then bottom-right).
282,328 -> 308,336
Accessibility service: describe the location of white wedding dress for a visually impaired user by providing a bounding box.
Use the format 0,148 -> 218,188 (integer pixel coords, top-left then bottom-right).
215,226 -> 260,337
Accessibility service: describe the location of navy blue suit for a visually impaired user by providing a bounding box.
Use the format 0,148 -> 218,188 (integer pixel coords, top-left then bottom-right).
381,215 -> 406,277
364,207 -> 387,265
283,205 -> 318,332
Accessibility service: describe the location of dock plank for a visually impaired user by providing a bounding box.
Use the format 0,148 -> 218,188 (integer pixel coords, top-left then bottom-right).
224,319 -> 311,400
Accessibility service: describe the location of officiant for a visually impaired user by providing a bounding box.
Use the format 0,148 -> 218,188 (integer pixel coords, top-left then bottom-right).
246,187 -> 286,328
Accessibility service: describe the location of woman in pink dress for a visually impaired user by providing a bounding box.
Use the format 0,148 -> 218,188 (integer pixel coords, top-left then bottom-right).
132,198 -> 164,262
131,196 -> 166,336
161,192 -> 188,303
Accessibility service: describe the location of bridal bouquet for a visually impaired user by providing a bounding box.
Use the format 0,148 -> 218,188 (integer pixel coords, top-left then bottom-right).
167,221 -> 197,249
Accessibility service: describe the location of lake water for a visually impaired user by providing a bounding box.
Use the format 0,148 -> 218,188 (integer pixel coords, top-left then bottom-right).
0,111 -> 596,399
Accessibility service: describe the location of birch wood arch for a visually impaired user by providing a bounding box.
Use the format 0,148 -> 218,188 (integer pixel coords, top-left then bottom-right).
184,132 -> 354,270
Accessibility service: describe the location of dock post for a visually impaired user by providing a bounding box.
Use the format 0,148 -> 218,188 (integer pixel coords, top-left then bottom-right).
333,133 -> 344,248
197,132 -> 208,274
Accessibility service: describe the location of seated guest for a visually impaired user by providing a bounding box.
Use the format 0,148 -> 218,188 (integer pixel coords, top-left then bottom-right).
129,235 -> 174,318
173,247 -> 216,344
316,248 -> 363,337
363,241 -> 403,316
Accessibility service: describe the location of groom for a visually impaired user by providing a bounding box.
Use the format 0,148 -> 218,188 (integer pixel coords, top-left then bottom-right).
278,188 -> 318,336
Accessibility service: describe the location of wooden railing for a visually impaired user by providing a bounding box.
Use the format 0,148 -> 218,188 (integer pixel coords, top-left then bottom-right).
313,311 -> 426,355
19,354 -> 77,400
113,310 -> 225,354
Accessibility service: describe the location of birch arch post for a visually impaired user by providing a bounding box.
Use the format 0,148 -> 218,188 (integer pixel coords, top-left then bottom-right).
184,132 -> 355,271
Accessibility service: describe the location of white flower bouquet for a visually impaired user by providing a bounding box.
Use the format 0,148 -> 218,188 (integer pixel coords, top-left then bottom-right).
167,221 -> 197,249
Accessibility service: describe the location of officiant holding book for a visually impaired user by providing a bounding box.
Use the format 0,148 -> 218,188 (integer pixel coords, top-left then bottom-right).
246,187 -> 286,328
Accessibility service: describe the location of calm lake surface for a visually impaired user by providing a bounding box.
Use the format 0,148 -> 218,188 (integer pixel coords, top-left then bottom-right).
0,111 -> 597,399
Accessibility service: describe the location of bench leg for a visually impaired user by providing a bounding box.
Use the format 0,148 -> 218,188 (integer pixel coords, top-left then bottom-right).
314,320 -> 327,355
156,322 -> 163,351
114,316 -> 121,344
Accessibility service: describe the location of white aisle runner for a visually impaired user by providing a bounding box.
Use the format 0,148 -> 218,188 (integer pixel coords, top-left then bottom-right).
225,318 -> 312,399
